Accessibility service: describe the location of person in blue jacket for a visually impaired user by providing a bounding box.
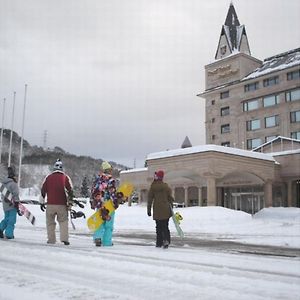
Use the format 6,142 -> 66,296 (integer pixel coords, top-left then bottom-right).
0,166 -> 20,239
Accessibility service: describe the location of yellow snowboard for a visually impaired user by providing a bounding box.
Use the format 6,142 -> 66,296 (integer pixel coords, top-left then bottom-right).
117,182 -> 134,198
87,182 -> 134,232
87,199 -> 115,232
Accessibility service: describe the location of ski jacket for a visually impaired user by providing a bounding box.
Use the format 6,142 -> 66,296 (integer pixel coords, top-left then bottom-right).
147,180 -> 174,220
41,171 -> 73,206
1,177 -> 20,212
90,173 -> 119,210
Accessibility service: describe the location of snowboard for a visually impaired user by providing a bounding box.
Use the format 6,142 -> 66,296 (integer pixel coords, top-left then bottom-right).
87,182 -> 134,232
117,182 -> 134,198
87,199 -> 115,232
170,205 -> 184,238
0,182 -> 36,225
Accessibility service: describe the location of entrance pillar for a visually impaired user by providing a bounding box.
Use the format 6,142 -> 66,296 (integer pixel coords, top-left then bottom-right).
207,177 -> 217,206
198,187 -> 202,206
184,186 -> 188,207
287,181 -> 293,207
264,180 -> 273,207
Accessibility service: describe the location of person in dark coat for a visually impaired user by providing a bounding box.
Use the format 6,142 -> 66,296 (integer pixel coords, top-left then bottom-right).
147,170 -> 174,248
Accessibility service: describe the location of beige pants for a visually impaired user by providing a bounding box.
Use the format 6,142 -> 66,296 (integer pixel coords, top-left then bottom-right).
46,204 -> 69,243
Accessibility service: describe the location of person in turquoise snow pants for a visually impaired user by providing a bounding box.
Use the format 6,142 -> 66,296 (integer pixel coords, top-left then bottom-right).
0,166 -> 20,239
93,212 -> 115,246
90,161 -> 122,247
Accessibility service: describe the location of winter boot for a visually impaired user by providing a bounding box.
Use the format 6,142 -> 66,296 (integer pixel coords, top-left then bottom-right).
62,241 -> 70,245
95,239 -> 102,247
0,229 -> 3,239
163,240 -> 169,249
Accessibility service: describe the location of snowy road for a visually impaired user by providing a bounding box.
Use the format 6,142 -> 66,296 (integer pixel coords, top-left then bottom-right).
0,228 -> 300,300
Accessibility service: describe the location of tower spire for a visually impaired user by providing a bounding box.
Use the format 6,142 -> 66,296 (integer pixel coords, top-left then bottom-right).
215,3 -> 251,59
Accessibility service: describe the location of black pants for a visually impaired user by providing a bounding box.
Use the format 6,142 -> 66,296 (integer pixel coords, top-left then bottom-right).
155,219 -> 170,246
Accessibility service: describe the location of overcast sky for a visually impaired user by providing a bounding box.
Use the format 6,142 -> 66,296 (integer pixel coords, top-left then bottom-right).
0,0 -> 299,168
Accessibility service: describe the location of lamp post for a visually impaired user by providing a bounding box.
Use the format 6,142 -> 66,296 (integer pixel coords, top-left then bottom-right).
0,98 -> 6,164
8,92 -> 16,167
18,84 -> 28,187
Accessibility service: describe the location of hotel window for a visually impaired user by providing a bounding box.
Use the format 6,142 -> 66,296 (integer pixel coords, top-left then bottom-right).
265,115 -> 279,128
291,131 -> 300,140
220,91 -> 229,99
291,110 -> 300,123
287,69 -> 300,80
265,135 -> 278,143
243,98 -> 259,111
263,76 -> 279,87
221,124 -> 230,134
244,82 -> 259,92
246,119 -> 260,131
221,106 -> 230,116
263,94 -> 279,107
221,141 -> 230,147
247,138 -> 262,150
286,88 -> 300,102
211,100 -> 215,105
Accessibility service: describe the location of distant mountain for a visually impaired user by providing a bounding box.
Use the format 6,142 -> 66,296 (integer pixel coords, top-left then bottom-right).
0,129 -> 129,196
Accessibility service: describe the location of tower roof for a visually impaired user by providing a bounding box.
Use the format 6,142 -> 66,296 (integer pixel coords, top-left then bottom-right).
215,3 -> 251,60
181,136 -> 192,148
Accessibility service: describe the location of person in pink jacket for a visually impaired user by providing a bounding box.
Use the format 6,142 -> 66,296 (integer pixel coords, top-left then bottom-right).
41,159 -> 74,245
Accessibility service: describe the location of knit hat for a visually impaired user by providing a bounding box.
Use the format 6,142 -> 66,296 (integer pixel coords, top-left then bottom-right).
155,170 -> 164,180
53,159 -> 63,171
8,166 -> 16,178
101,161 -> 112,171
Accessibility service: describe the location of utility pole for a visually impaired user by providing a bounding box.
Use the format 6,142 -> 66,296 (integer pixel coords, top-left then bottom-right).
18,84 -> 28,187
8,92 -> 16,166
0,98 -> 6,164
43,130 -> 48,150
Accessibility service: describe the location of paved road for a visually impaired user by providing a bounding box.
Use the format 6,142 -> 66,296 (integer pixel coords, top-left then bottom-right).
111,232 -> 300,258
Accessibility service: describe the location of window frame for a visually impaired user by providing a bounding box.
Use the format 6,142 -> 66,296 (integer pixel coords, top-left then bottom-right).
243,98 -> 260,111
291,131 -> 300,140
287,69 -> 300,81
220,106 -> 230,116
286,88 -> 300,102
263,94 -> 279,107
265,115 -> 279,128
221,124 -> 230,134
244,82 -> 259,92
247,138 -> 262,150
246,119 -> 261,131
221,141 -> 230,147
290,110 -> 300,123
263,76 -> 279,87
220,91 -> 229,99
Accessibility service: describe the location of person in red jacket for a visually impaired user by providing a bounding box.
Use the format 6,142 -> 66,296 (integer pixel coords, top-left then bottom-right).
41,159 -> 74,245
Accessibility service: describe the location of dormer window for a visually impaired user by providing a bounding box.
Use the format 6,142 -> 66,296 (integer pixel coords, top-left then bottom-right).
221,45 -> 227,56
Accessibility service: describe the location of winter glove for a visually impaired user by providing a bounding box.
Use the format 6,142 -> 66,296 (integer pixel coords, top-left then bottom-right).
14,203 -> 22,216
40,203 -> 46,212
72,199 -> 84,208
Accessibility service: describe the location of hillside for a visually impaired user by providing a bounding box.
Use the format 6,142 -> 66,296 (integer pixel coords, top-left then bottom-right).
0,129 -> 129,196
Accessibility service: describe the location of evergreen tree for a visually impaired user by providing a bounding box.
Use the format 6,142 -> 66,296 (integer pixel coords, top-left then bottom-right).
80,176 -> 89,198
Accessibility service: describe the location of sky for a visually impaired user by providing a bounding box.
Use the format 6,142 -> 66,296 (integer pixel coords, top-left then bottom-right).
0,0 -> 300,168
0,200 -> 300,299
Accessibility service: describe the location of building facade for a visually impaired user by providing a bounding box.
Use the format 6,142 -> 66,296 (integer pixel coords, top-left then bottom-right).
120,4 -> 300,212
199,4 -> 300,150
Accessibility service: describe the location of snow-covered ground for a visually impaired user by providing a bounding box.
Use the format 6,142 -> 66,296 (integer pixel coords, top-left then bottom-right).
0,202 -> 300,300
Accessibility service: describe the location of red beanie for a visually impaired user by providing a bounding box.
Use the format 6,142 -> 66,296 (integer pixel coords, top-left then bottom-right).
155,170 -> 164,180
